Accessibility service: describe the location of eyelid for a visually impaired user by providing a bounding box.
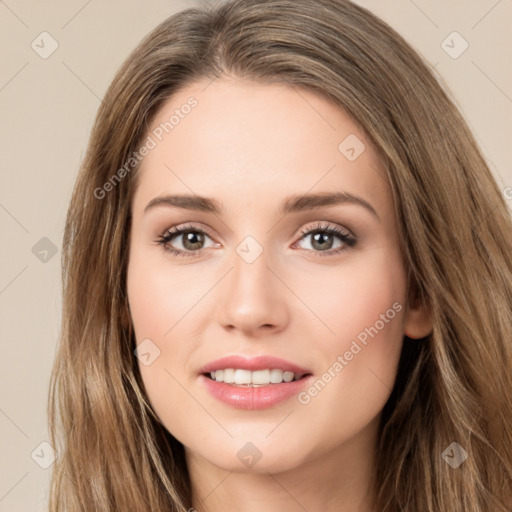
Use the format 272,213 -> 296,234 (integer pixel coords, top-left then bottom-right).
295,220 -> 354,239
160,222 -> 216,241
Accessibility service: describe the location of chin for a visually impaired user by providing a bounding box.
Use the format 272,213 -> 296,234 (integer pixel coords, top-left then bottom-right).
185,432 -> 315,475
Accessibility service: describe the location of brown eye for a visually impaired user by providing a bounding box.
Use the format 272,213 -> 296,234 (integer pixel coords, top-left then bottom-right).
156,224 -> 216,257
295,222 -> 357,257
172,229 -> 206,251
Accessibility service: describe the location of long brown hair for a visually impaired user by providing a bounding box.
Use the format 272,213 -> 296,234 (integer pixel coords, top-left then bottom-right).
48,0 -> 512,510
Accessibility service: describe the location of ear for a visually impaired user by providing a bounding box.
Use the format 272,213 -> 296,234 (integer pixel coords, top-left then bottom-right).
403,296 -> 433,340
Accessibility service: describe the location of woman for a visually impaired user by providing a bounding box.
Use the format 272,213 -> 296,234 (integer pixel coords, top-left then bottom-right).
48,0 -> 512,510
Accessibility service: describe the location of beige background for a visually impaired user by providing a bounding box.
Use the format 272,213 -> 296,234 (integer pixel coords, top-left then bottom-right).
0,0 -> 511,510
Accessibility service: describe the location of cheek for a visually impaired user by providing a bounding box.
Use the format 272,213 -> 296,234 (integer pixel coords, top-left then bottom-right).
303,245 -> 406,345
127,260 -> 199,427
126,249 -> 209,418
127,248 -> 205,339
297,247 -> 407,424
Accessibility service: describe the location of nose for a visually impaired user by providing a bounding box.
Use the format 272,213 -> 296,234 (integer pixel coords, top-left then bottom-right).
216,247 -> 289,336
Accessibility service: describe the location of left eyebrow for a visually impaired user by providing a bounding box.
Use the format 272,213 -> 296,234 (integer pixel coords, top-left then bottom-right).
279,191 -> 379,220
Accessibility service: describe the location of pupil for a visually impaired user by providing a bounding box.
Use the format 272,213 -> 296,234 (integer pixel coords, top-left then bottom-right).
184,230 -> 204,249
312,231 -> 333,250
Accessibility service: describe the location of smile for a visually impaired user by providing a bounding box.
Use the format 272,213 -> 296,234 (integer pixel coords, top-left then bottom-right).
199,355 -> 313,410
206,368 -> 305,386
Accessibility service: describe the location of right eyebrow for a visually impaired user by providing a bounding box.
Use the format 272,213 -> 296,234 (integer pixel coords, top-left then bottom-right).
144,194 -> 222,215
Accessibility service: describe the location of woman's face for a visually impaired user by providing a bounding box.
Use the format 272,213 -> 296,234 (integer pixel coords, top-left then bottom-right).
126,77 -> 431,475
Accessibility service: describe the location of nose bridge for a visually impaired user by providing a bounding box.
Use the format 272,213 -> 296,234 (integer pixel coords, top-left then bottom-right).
231,236 -> 275,307
232,238 -> 271,294
216,235 -> 288,332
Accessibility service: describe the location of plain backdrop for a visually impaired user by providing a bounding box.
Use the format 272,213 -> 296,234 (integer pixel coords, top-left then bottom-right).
0,0 -> 511,510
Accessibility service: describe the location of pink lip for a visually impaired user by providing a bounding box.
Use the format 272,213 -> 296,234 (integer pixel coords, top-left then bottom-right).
199,375 -> 314,410
198,355 -> 313,410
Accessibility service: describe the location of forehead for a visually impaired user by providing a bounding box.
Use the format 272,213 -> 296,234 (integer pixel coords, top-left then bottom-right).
132,77 -> 390,219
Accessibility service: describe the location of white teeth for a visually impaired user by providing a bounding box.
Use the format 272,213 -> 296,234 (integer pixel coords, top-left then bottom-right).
223,368 -> 235,383
208,368 -> 300,385
283,371 -> 295,382
234,369 -> 252,384
270,369 -> 283,383
252,369 -> 270,385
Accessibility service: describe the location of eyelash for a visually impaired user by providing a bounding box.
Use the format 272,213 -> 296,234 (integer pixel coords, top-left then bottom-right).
155,222 -> 357,259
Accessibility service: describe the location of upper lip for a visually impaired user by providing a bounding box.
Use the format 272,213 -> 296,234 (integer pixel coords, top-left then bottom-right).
199,355 -> 311,376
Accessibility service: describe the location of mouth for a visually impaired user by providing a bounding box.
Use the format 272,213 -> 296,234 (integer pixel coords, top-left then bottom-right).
203,368 -> 311,386
198,355 -> 313,409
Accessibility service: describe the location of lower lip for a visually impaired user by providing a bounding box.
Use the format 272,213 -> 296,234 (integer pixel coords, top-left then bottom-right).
200,374 -> 313,410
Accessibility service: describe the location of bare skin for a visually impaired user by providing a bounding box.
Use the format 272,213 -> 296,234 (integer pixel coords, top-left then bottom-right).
126,76 -> 432,512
